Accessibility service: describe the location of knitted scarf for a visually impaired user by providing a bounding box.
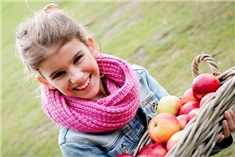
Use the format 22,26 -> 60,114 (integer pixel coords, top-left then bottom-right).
41,54 -> 140,133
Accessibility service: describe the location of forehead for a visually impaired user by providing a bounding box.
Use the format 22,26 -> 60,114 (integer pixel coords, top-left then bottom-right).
40,38 -> 88,70
44,38 -> 79,63
46,38 -> 71,56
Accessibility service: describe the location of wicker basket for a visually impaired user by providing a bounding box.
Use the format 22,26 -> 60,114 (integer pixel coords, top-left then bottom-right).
133,54 -> 235,157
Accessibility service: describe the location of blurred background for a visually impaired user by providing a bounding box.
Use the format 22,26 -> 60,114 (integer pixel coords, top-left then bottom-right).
2,0 -> 234,156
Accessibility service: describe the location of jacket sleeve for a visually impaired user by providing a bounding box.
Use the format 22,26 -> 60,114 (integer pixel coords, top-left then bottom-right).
144,69 -> 169,99
210,134 -> 233,156
60,141 -> 108,157
132,64 -> 169,99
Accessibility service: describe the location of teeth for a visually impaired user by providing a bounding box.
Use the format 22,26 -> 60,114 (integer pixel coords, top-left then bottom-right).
75,78 -> 90,90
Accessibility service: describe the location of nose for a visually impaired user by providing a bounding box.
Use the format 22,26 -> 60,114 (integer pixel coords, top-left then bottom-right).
69,67 -> 84,84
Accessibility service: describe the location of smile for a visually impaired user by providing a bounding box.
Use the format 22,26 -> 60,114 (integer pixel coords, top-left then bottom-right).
73,76 -> 91,90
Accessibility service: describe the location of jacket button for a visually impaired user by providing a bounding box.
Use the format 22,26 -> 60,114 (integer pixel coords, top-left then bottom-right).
121,144 -> 128,153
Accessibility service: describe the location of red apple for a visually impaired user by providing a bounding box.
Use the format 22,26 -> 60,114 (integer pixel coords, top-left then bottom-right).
137,142 -> 167,157
188,108 -> 200,121
199,92 -> 216,107
157,95 -> 183,115
166,130 -> 183,151
148,113 -> 181,143
178,102 -> 199,115
117,153 -> 134,157
176,114 -> 189,130
181,88 -> 198,104
192,73 -> 220,101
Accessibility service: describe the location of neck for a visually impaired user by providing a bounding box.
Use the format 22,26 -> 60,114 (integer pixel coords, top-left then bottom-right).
91,77 -> 107,100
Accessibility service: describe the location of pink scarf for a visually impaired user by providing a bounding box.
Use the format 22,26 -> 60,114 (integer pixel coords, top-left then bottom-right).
41,54 -> 140,133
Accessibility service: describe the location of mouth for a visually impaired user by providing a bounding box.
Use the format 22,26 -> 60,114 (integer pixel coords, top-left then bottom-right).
73,75 -> 91,90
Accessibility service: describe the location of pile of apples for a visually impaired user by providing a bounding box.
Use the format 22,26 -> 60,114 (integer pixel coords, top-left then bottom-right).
117,73 -> 221,157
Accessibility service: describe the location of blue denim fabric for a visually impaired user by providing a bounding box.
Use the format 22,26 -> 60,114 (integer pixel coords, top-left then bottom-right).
58,64 -> 233,156
59,64 -> 169,157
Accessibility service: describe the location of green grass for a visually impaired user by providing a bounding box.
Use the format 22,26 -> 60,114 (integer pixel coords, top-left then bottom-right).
2,1 -> 235,156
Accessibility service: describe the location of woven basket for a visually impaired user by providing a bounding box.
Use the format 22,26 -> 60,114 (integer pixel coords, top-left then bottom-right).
133,54 -> 235,157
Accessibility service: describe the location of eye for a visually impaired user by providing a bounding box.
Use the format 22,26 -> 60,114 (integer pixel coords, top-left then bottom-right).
53,71 -> 65,79
73,55 -> 82,64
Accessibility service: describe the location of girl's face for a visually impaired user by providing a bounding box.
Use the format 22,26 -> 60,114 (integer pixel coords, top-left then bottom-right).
38,37 -> 106,100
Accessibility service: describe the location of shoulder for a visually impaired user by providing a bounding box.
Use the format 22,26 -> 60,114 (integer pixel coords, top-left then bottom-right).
58,125 -> 122,147
59,126 -> 90,146
131,64 -> 149,80
59,126 -> 98,146
131,64 -> 146,71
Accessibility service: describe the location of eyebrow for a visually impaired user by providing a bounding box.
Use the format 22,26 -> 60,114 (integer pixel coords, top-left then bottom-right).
48,50 -> 82,79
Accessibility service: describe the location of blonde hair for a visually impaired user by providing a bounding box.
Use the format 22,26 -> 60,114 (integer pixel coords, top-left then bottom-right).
16,3 -> 90,73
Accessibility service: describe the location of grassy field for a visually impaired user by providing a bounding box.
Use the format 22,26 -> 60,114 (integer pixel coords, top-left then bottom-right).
2,1 -> 235,156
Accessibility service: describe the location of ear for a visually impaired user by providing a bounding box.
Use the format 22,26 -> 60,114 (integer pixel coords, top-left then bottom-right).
37,76 -> 56,89
87,37 -> 97,56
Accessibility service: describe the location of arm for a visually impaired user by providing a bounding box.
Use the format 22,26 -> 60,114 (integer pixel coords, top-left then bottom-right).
60,141 -> 108,157
131,65 -> 169,117
210,134 -> 233,156
132,64 -> 169,99
143,68 -> 169,99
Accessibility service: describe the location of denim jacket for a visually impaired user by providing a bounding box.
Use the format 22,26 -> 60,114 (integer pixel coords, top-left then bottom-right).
58,64 -> 233,157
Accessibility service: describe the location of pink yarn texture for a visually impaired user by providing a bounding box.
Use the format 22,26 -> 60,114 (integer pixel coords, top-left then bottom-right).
41,54 -> 140,133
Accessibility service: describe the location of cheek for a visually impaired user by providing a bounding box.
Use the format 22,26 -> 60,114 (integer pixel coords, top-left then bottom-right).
93,59 -> 100,72
87,58 -> 99,74
52,80 -> 68,91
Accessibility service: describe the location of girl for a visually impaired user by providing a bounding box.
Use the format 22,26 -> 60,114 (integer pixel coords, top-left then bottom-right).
16,3 -> 234,157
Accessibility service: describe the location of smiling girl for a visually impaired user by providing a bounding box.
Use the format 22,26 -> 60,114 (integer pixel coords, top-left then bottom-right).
15,3 -> 235,157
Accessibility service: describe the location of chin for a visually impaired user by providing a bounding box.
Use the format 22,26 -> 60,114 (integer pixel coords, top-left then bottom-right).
89,92 -> 104,100
83,89 -> 101,100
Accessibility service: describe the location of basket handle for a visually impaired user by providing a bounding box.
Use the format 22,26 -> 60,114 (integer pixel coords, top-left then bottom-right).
217,67 -> 235,85
191,54 -> 221,78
